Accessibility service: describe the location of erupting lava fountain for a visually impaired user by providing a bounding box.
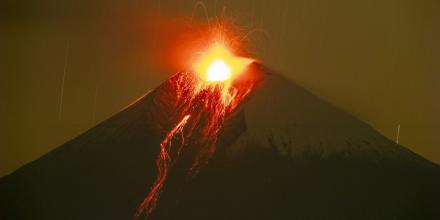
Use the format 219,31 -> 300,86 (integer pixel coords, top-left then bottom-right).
135,27 -> 262,219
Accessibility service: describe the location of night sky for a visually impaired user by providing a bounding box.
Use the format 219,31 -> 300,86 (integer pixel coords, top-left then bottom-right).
1,0 -> 439,176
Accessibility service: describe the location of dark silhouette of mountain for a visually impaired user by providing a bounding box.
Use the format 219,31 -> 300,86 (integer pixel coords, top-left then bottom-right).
1,66 -> 439,220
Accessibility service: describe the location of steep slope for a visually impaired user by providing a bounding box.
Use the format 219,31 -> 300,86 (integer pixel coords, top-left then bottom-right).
149,73 -> 440,219
0,65 -> 259,220
237,73 -> 436,163
1,69 -> 439,220
0,82 -> 162,219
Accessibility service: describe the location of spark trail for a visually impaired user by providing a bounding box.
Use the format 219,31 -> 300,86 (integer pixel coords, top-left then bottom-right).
58,41 -> 69,121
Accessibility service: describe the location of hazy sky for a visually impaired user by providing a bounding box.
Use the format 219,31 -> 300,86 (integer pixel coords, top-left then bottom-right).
1,0 -> 439,176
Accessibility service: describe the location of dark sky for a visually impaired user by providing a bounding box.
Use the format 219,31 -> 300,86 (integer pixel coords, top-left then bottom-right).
1,0 -> 439,176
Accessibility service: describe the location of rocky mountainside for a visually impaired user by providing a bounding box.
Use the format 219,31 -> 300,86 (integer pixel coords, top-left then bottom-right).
1,69 -> 439,220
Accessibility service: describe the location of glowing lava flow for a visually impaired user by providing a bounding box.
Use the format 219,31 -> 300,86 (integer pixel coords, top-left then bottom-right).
135,115 -> 190,218
135,41 -> 258,219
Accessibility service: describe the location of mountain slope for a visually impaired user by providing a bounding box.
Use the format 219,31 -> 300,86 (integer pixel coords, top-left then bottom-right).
1,70 -> 439,220
151,73 -> 440,219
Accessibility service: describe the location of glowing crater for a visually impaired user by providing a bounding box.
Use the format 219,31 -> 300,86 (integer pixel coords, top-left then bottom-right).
206,59 -> 231,82
194,43 -> 252,82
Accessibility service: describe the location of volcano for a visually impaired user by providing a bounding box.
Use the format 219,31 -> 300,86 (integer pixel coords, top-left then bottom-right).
1,64 -> 439,220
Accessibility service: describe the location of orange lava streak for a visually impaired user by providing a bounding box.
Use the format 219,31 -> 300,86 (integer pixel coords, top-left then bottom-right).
135,115 -> 190,219
136,22 -> 260,219
135,66 -> 260,219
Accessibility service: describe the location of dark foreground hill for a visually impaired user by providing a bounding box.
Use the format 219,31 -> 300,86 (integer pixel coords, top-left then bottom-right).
1,68 -> 439,220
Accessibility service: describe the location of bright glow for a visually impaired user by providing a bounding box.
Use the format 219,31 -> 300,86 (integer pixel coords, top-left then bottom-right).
194,43 -> 253,82
206,59 -> 231,82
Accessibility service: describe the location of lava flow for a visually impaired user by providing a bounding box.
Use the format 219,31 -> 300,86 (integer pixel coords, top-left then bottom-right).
135,33 -> 260,219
